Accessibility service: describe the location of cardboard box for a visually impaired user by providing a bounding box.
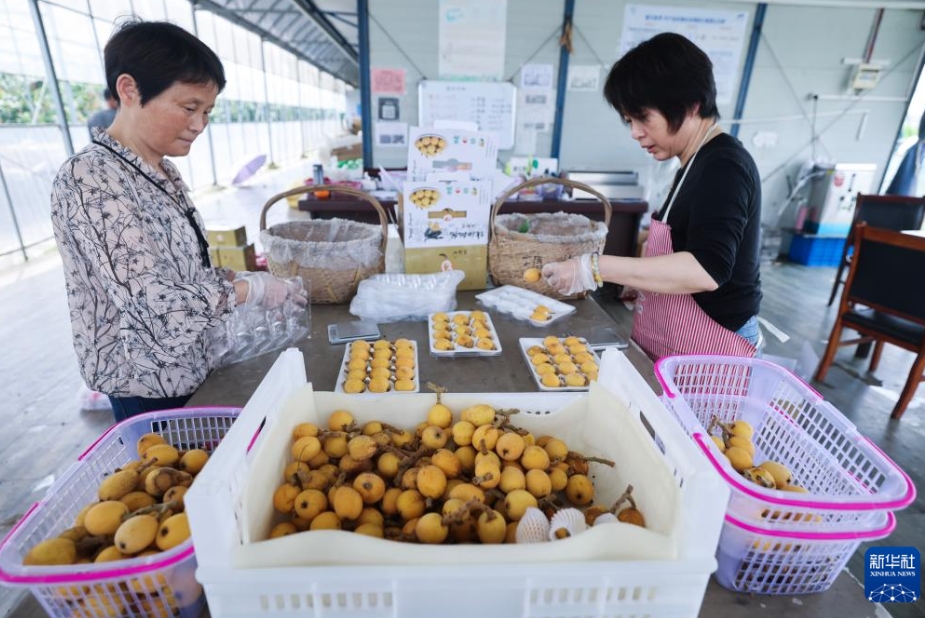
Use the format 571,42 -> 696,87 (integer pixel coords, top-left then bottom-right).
207,226 -> 247,247
216,244 -> 257,272
402,180 -> 491,248
332,143 -> 362,161
404,245 -> 487,290
402,180 -> 491,290
208,248 -> 222,267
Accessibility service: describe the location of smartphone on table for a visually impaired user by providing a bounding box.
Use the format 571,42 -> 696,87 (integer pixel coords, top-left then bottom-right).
327,320 -> 381,345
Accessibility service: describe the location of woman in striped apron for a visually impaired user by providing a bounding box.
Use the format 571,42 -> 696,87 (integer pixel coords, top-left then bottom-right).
544,33 -> 762,359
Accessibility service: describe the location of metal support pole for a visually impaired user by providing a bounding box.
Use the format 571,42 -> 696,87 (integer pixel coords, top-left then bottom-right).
298,62 -> 307,157
0,158 -> 28,261
550,0 -> 575,160
28,0 -> 73,157
260,39 -> 276,166
191,1 -> 219,186
730,4 -> 766,139
358,0 -> 372,167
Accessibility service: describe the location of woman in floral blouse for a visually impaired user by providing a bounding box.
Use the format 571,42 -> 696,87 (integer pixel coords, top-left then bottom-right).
51,21 -> 304,421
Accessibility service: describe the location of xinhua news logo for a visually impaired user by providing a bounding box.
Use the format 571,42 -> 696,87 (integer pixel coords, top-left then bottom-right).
865,546 -> 919,603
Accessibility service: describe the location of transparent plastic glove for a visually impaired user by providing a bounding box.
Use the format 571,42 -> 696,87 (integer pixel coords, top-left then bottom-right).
240,272 -> 307,309
542,254 -> 598,296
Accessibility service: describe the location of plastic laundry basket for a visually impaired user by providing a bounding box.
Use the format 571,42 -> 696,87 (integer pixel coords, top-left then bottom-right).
0,407 -> 239,618
715,511 -> 895,595
654,355 -> 915,532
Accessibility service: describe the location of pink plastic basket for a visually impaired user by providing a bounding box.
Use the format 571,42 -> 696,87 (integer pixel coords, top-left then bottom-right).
0,407 -> 239,618
715,511 -> 895,595
653,355 -> 914,532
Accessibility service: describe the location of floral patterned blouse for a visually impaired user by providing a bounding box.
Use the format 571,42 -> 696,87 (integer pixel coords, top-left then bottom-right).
51,129 -> 236,398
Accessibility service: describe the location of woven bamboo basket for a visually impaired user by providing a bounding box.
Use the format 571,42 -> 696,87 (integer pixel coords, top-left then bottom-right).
259,185 -> 388,304
488,177 -> 612,300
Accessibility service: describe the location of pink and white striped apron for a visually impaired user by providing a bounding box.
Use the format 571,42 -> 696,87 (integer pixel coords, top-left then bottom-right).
631,124 -> 756,360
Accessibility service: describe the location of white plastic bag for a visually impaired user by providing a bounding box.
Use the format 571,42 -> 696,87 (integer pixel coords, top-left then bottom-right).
75,383 -> 111,412
349,271 -> 465,322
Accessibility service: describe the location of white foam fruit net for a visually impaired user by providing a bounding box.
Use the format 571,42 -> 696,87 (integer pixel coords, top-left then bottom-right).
494,212 -> 607,244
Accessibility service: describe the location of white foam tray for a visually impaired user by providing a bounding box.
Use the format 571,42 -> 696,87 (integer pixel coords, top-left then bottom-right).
519,337 -> 602,391
476,285 -> 575,327
334,340 -> 420,394
427,311 -> 503,357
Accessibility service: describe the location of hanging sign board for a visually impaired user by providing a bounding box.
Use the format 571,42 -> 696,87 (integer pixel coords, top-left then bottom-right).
620,5 -> 749,104
438,0 -> 507,80
418,80 -> 516,150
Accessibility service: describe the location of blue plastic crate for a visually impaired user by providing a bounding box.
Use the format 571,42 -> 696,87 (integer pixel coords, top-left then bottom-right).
788,234 -> 846,267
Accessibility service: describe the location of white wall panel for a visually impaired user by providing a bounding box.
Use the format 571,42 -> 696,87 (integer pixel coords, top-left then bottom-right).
367,0 -> 924,227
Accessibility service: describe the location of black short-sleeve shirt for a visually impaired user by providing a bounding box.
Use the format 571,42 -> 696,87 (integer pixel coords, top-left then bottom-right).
653,133 -> 762,332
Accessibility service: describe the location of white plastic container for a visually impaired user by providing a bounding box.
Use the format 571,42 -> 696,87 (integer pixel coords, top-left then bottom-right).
476,285 -> 576,326
518,337 -> 601,391
654,355 -> 915,532
334,339 -> 420,394
186,349 -> 730,618
0,407 -> 239,618
427,310 -> 503,356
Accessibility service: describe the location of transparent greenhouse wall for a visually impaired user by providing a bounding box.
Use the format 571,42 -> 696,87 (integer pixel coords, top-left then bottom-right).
0,0 -> 350,261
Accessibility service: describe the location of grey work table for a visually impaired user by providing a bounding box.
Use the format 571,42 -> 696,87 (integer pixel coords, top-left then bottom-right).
189,291 -> 651,405
184,292 -> 882,618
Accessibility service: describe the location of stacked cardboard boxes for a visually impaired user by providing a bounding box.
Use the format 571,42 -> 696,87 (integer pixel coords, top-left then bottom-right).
207,226 -> 257,272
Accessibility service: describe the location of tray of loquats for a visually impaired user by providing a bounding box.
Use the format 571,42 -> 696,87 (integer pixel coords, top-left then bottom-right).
335,339 -> 420,394
476,284 -> 575,327
428,311 -> 502,356
0,407 -> 239,618
185,348 -> 730,617
519,336 -> 601,391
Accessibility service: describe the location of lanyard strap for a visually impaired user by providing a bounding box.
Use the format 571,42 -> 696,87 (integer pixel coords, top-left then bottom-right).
661,122 -> 718,221
92,140 -> 212,268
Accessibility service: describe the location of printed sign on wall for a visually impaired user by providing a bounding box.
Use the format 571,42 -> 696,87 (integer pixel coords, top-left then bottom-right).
620,5 -> 749,104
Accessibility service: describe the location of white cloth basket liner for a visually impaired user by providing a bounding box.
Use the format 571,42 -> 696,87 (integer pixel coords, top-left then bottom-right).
260,218 -> 383,271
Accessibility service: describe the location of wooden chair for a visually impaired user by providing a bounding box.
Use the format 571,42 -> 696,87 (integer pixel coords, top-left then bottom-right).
815,224 -> 925,419
827,193 -> 925,306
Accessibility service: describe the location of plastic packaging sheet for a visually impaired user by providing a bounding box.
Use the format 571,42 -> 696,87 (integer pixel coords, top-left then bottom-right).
260,219 -> 383,271
494,212 -> 607,244
211,277 -> 312,367
349,270 -> 465,323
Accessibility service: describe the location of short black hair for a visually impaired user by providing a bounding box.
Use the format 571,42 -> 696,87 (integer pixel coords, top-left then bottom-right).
104,20 -> 225,106
102,88 -> 112,100
604,32 -> 718,133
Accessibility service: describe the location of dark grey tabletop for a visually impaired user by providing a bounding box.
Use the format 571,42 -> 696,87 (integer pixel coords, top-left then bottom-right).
180,292 -> 879,618
188,291 -> 652,406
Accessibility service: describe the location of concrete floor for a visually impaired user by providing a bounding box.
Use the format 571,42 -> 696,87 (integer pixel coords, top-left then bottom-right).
0,164 -> 922,616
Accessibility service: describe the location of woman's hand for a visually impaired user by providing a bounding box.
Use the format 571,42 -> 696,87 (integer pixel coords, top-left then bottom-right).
238,272 -> 308,308
542,254 -> 599,296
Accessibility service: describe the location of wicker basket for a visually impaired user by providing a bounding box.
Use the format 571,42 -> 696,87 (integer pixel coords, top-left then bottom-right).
488,177 -> 612,300
259,185 -> 388,304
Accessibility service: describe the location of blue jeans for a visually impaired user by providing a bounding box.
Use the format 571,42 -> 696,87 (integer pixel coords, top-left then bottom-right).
107,394 -> 192,423
735,315 -> 761,348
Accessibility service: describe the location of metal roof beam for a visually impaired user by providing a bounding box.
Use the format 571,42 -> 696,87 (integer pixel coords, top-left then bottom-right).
323,11 -> 357,29
193,0 -> 358,85
289,0 -> 358,64
267,0 -> 298,31
276,17 -> 311,41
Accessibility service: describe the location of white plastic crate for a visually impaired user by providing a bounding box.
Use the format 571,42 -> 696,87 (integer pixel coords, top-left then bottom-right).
715,511 -> 895,595
186,348 -> 730,618
0,407 -> 239,618
654,355 -> 915,532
